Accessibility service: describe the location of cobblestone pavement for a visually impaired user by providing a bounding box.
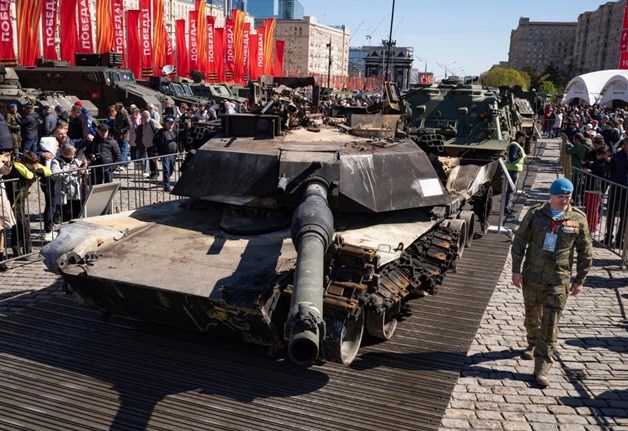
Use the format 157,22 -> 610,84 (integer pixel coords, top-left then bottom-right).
440,140 -> 628,431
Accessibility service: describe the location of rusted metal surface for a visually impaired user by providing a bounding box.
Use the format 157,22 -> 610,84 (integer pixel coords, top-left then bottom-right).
0,223 -> 510,431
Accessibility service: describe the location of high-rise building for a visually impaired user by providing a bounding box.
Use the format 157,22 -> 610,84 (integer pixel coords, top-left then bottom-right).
278,0 -> 303,20
363,42 -> 413,90
246,0 -> 277,19
274,16 -> 350,82
508,17 -> 577,73
572,0 -> 624,75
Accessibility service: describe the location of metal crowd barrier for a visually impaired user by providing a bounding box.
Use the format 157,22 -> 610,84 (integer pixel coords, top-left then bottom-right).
571,167 -> 628,269
0,153 -> 186,265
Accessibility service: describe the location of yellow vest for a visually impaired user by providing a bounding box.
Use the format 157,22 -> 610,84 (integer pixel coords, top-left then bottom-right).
505,140 -> 526,172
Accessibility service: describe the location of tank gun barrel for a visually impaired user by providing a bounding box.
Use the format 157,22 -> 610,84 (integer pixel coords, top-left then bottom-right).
285,180 -> 334,365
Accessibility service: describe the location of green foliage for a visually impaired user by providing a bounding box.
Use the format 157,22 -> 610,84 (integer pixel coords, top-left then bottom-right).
480,67 -> 527,89
538,81 -> 557,95
189,70 -> 206,83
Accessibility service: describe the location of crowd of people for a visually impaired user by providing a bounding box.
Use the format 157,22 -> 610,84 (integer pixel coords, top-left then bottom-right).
0,98 -> 213,271
543,104 -> 628,249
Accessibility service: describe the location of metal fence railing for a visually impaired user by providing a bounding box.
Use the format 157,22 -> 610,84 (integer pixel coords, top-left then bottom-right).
1,153 -> 186,265
571,167 -> 628,269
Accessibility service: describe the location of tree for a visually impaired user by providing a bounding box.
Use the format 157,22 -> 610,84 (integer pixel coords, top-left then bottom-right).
538,80 -> 557,95
480,67 -> 527,89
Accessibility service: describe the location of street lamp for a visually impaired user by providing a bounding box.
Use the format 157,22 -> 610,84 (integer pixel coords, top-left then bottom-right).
436,61 -> 456,79
414,56 -> 427,73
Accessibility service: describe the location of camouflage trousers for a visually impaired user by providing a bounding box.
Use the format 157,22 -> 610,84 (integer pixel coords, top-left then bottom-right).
522,279 -> 569,376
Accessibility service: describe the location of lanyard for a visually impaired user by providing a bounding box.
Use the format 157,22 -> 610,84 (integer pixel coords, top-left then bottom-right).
550,219 -> 562,234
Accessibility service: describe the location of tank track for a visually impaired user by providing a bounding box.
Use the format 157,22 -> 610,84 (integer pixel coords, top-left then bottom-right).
321,225 -> 460,323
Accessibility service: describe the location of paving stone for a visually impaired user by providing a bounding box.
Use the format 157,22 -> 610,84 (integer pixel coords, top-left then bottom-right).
469,419 -> 503,429
441,418 -> 471,429
555,414 -> 589,425
502,422 -> 533,431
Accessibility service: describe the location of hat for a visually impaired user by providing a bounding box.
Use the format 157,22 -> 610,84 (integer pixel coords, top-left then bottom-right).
515,130 -> 527,139
549,178 -> 574,195
23,103 -> 33,110
96,123 -> 110,131
74,100 -> 83,107
164,116 -> 175,123
9,102 -> 17,108
585,123 -> 593,130
54,105 -> 64,113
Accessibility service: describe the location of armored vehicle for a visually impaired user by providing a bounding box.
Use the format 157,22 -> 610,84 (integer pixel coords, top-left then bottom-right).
189,82 -> 247,105
14,57 -> 174,118
0,66 -> 97,116
42,82 -> 497,366
137,76 -> 208,107
402,77 -> 523,159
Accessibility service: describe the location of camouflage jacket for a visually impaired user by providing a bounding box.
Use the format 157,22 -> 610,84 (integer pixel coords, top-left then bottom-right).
511,202 -> 592,286
6,112 -> 21,135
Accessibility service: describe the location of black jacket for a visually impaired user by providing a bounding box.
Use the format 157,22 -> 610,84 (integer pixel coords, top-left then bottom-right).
85,134 -> 121,166
0,113 -> 13,151
20,112 -> 39,140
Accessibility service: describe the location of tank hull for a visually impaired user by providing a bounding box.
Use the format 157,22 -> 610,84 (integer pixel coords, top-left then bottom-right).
42,200 -> 441,350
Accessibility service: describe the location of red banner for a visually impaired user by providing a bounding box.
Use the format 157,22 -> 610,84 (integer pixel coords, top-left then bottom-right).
96,0 -> 113,53
139,0 -> 152,77
77,0 -> 94,53
274,40 -> 284,76
214,27 -> 224,82
256,26 -> 265,78
248,33 -> 258,81
126,10 -> 141,79
225,18 -> 235,82
112,0 -> 125,62
620,2 -> 628,69
165,27 -> 174,68
175,19 -> 188,77
60,0 -> 78,64
189,11 -> 198,72
195,0 -> 207,77
0,0 -> 16,64
17,0 -> 43,66
206,16 -> 215,79
42,0 -> 58,59
242,23 -> 250,83
262,19 -> 276,75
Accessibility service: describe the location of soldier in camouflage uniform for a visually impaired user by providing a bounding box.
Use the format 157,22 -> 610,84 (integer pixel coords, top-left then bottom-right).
5,103 -> 21,153
511,178 -> 592,387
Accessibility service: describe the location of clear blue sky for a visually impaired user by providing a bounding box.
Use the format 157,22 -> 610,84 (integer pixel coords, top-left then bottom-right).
298,0 -> 614,78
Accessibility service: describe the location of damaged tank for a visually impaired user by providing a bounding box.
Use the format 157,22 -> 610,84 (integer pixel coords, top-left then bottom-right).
402,76 -> 525,158
42,82 -> 498,366
0,66 -> 98,116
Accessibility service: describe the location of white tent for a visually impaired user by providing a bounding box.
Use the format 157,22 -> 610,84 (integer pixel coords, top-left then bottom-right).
597,72 -> 628,106
562,70 -> 622,105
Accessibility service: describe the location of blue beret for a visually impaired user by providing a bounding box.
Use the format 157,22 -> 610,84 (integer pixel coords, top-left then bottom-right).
549,178 -> 574,195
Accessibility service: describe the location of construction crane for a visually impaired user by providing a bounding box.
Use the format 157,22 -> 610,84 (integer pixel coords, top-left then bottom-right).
348,21 -> 365,45
365,15 -> 388,45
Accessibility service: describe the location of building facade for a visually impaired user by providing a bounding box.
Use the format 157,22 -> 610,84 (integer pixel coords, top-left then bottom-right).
274,16 -> 349,84
508,17 -> 577,73
348,46 -> 371,76
572,0 -> 625,75
246,0 -> 276,19
278,0 -> 303,20
363,42 -> 413,90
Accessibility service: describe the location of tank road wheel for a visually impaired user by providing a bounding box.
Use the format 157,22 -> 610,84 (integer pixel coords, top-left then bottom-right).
446,219 -> 467,257
322,309 -> 365,365
366,310 -> 398,340
474,186 -> 493,234
458,210 -> 475,246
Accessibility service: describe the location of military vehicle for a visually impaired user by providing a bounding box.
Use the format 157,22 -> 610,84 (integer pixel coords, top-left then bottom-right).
137,76 -> 208,107
14,55 -> 174,118
402,76 -> 524,159
0,66 -> 98,116
189,82 -> 247,105
42,82 -> 497,366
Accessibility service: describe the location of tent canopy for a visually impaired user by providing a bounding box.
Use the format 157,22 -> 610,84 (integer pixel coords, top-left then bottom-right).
562,70 -> 623,105
598,73 -> 628,106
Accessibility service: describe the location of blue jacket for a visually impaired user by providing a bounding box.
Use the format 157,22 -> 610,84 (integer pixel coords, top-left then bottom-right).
609,150 -> 628,186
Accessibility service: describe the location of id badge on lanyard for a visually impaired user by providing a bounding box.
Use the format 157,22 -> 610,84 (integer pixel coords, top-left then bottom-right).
543,219 -> 561,252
